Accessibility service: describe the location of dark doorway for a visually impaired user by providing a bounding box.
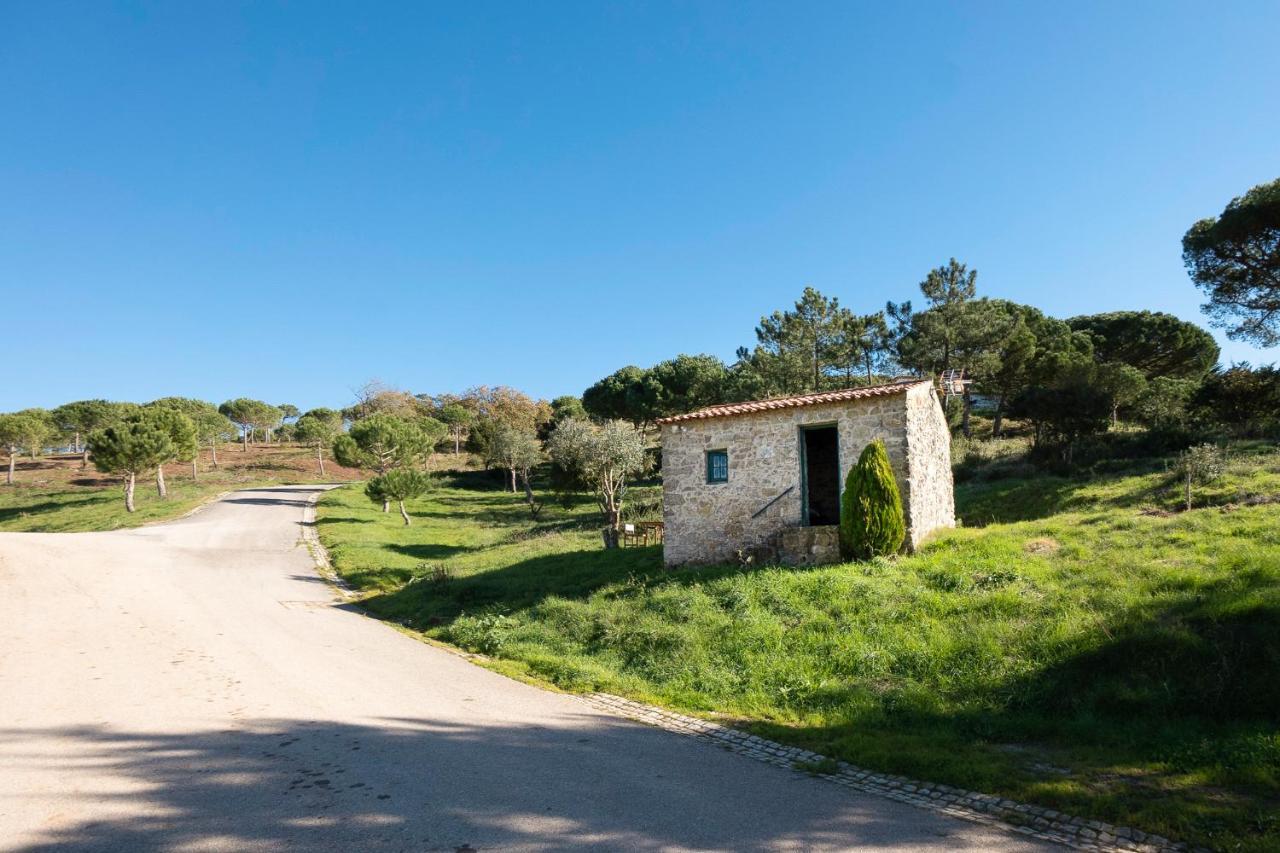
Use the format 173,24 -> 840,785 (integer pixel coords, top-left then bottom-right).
802,426 -> 840,526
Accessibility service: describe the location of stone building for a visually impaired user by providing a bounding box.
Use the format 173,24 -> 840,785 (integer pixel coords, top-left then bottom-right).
657,379 -> 954,567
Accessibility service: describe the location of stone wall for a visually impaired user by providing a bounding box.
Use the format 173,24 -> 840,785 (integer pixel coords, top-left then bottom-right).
660,382 -> 954,566
903,382 -> 956,548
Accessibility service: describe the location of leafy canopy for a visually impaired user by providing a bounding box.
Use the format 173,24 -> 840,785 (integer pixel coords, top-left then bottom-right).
1183,177 -> 1280,347
89,415 -> 175,476
1067,311 -> 1219,379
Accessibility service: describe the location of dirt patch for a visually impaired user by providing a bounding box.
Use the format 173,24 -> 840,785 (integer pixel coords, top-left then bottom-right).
1023,537 -> 1060,555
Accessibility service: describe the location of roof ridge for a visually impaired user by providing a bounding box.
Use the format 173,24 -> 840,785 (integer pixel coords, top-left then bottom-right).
655,378 -> 929,425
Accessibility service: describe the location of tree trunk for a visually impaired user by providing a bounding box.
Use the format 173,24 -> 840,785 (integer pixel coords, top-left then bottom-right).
453,431 -> 460,454
125,472 -> 136,512
961,386 -> 973,438
191,458 -> 198,479
510,468 -> 517,493
317,443 -> 325,476
243,429 -> 249,452
156,465 -> 167,498
211,441 -> 219,468
601,505 -> 621,549
74,431 -> 81,453
383,499 -> 390,513
6,449 -> 14,485
601,527 -> 620,548
992,396 -> 1005,438
1185,471 -> 1193,511
522,473 -> 535,505
399,500 -> 411,526
82,446 -> 90,470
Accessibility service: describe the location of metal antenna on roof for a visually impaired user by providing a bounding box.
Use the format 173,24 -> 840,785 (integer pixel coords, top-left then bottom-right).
939,369 -> 971,402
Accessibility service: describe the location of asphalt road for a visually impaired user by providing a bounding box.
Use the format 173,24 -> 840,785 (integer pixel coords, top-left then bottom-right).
0,486 -> 1059,852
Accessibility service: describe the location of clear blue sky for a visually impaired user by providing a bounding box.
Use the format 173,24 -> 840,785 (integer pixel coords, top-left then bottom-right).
3,1 -> 1278,412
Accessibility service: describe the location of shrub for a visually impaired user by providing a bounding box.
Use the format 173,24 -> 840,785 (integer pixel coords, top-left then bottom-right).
839,440 -> 906,560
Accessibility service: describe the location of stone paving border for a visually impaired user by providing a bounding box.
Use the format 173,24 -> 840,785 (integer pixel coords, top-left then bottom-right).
580,693 -> 1207,853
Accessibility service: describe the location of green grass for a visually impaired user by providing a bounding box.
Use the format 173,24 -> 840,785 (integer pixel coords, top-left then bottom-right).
323,448 -> 1280,852
0,476 -> 258,532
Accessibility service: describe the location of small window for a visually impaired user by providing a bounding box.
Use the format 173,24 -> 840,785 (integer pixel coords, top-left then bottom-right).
706,449 -> 729,483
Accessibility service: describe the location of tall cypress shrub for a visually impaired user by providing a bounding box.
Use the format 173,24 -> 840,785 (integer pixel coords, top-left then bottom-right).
840,439 -> 906,560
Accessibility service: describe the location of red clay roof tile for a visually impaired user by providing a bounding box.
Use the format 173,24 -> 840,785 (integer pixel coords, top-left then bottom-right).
655,379 -> 929,425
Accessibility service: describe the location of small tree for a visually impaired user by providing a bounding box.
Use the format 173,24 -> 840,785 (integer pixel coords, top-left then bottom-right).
437,403 -> 475,454
365,468 -> 433,525
0,413 -> 49,485
294,409 -> 342,476
489,424 -> 544,513
546,418 -> 647,547
52,400 -> 120,468
142,408 -> 197,497
839,440 -> 906,560
88,417 -> 174,512
1175,444 -> 1226,511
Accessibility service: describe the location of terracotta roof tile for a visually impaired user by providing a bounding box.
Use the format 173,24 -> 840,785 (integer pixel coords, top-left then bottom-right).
655,379 -> 930,425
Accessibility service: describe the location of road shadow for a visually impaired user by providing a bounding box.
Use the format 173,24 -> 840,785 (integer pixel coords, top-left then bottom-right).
2,714 -> 1022,852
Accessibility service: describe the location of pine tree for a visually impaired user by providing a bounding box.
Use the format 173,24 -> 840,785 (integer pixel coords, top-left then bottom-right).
365,468 -> 433,525
88,416 -> 175,512
839,440 -> 906,560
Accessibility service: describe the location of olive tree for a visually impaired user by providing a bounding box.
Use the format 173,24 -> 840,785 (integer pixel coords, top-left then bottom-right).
488,424 -> 544,513
365,468 -> 434,526
1175,444 -> 1226,511
294,408 -> 342,476
88,416 -> 174,512
546,418 -> 647,547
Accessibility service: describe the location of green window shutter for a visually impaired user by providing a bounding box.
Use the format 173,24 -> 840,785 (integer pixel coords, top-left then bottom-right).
706,450 -> 729,483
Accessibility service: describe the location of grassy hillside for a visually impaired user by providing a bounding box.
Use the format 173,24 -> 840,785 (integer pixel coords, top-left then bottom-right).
0,444 -> 361,532
317,445 -> 1280,852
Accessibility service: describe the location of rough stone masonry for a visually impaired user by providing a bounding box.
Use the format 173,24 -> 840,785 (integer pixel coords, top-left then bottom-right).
658,379 -> 955,566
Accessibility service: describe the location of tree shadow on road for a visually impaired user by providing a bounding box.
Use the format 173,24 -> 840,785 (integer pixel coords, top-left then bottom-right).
1,714 -> 1005,852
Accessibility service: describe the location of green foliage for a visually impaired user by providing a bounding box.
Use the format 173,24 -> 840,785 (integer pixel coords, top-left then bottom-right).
294,411 -> 341,447
88,416 -> 174,476
332,413 -> 431,473
839,440 -> 906,559
218,398 -> 280,439
147,397 -> 232,446
582,365 -> 661,425
1183,177 -> 1280,346
1068,311 -> 1220,379
51,399 -> 125,440
0,412 -> 52,458
548,395 -> 586,423
1134,377 -> 1199,430
1175,444 -> 1226,510
142,407 -> 198,464
365,468 -> 434,522
1193,364 -> 1280,437
1009,382 -> 1112,461
546,418 -> 647,538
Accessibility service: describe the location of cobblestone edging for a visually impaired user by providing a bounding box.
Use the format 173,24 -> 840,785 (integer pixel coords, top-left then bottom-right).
300,487 -> 359,601
580,693 -> 1205,853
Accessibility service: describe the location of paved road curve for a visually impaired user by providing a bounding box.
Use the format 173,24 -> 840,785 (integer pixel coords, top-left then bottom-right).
0,486 -> 1059,852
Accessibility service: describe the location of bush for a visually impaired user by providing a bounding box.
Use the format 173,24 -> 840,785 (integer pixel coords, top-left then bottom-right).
839,440 -> 906,560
